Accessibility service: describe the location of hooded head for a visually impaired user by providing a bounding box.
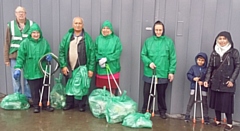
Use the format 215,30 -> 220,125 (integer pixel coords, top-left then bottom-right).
28,23 -> 42,41
195,52 -> 208,68
153,20 -> 165,37
100,20 -> 114,36
213,31 -> 234,49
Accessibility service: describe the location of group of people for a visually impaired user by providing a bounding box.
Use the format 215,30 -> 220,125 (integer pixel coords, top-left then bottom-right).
3,6 -> 240,130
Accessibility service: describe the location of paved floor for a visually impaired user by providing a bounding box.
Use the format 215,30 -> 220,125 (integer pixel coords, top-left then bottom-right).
0,107 -> 240,131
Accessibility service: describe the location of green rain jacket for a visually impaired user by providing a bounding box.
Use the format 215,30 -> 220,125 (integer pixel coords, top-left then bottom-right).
141,36 -> 176,78
14,23 -> 51,80
95,20 -> 122,75
59,28 -> 95,72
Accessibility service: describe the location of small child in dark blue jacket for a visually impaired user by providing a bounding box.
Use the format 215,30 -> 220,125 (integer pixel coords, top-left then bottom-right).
185,52 -> 209,124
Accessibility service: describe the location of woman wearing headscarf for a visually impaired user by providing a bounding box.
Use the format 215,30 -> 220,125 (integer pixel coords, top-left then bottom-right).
204,31 -> 240,130
95,20 -> 122,94
141,21 -> 177,119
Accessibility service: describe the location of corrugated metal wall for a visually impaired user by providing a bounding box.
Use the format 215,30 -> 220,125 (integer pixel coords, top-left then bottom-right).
1,0 -> 240,121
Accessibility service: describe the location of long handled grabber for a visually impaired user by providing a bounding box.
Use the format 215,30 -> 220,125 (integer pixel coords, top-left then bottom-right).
38,53 -> 59,108
39,61 -> 51,107
146,69 -> 157,117
106,64 -> 122,96
193,81 -> 204,124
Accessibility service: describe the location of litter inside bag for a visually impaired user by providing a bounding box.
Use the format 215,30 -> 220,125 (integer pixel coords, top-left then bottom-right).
122,112 -> 153,128
0,93 -> 30,110
88,87 -> 111,118
105,90 -> 138,123
50,74 -> 66,109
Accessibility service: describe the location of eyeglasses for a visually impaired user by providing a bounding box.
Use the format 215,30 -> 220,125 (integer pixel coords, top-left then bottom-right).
15,11 -> 26,14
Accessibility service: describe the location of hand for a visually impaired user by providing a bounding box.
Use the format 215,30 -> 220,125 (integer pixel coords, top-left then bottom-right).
88,71 -> 93,78
168,74 -> 174,82
100,63 -> 106,68
13,70 -> 21,80
5,62 -> 10,66
193,77 -> 200,82
99,58 -> 107,65
226,81 -> 233,87
46,54 -> 52,62
198,81 -> 203,86
61,67 -> 69,76
149,62 -> 156,69
203,81 -> 209,87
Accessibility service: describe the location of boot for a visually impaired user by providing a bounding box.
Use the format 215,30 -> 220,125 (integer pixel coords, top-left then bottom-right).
43,106 -> 54,112
33,106 -> 40,113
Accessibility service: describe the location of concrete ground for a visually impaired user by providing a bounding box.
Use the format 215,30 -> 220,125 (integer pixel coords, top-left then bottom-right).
0,107 -> 240,131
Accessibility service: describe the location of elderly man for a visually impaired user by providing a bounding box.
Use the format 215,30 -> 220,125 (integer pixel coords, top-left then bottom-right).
59,17 -> 95,112
4,6 -> 33,99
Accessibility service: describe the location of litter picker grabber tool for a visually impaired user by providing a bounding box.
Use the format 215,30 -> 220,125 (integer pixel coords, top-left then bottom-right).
38,53 -> 59,108
106,64 -> 122,96
39,61 -> 51,107
193,81 -> 204,124
146,69 -> 157,117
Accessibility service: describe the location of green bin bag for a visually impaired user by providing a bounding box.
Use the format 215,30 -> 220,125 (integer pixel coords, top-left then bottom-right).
50,74 -> 66,109
105,90 -> 138,123
65,65 -> 90,100
122,112 -> 153,128
0,93 -> 30,110
88,87 -> 111,118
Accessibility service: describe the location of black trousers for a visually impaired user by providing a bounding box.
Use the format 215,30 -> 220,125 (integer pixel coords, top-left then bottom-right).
142,82 -> 168,113
185,94 -> 208,116
215,110 -> 232,124
66,95 -> 87,108
28,78 -> 48,108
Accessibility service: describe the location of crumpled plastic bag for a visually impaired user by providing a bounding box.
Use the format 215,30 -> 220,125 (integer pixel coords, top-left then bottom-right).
0,93 -> 30,110
50,74 -> 66,109
122,112 -> 153,128
88,87 -> 111,118
105,90 -> 138,123
65,65 -> 90,100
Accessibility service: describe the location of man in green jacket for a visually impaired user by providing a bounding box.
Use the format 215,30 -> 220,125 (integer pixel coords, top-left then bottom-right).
14,23 -> 54,113
59,17 -> 95,112
141,21 -> 177,119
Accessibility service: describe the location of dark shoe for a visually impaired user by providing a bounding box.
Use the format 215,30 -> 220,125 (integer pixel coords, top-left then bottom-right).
43,106 -> 54,112
184,115 -> 190,122
204,116 -> 210,125
224,125 -> 233,131
63,105 -> 73,111
33,107 -> 40,113
160,113 -> 167,119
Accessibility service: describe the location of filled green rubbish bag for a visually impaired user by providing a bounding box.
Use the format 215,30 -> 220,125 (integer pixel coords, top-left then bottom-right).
105,90 -> 138,123
65,65 -> 90,100
50,73 -> 66,109
88,87 -> 111,118
0,93 -> 30,110
122,112 -> 153,128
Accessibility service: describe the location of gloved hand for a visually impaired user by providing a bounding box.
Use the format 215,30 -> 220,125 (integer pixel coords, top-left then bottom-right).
99,58 -> 107,68
13,70 -> 21,80
46,54 -> 52,62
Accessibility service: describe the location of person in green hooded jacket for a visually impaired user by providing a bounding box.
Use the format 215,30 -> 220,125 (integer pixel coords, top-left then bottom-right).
59,17 -> 95,112
141,21 -> 177,119
95,20 -> 122,95
13,23 -> 54,113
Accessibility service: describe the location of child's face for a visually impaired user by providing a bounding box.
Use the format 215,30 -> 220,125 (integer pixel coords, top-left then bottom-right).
197,57 -> 205,66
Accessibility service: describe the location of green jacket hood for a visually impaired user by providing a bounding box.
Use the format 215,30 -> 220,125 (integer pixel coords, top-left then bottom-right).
28,23 -> 43,40
100,20 -> 114,35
